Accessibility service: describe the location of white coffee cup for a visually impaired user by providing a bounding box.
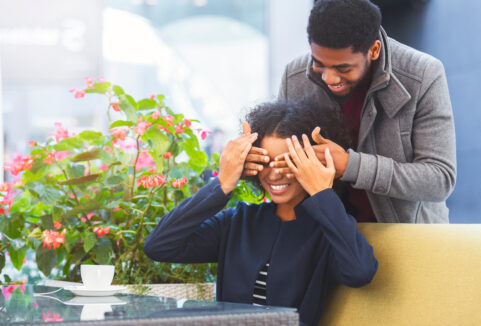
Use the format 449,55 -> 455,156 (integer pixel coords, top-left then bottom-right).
80,264 -> 115,290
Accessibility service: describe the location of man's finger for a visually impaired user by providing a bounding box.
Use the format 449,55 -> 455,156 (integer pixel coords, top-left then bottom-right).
249,146 -> 268,156
242,121 -> 252,135
312,126 -> 329,145
246,153 -> 270,164
244,162 -> 264,171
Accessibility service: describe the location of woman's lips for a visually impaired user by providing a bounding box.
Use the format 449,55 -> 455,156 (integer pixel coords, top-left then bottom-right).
269,184 -> 289,195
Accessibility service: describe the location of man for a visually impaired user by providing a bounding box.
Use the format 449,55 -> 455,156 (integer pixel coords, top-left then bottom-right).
243,0 -> 456,223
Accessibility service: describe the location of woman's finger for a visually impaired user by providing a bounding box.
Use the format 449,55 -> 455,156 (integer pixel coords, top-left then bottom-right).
284,153 -> 298,174
246,153 -> 270,165
291,135 -> 308,161
244,162 -> 264,172
324,147 -> 335,172
302,134 -> 318,161
286,138 -> 302,166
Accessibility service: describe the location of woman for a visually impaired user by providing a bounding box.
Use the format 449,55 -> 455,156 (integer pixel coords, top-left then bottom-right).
144,99 -> 378,326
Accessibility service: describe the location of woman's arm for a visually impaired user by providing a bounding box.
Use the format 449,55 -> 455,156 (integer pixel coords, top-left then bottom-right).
286,134 -> 377,287
143,178 -> 232,263
144,131 -> 258,263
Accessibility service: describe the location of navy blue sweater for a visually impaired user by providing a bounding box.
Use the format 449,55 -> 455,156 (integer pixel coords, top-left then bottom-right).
144,179 -> 378,326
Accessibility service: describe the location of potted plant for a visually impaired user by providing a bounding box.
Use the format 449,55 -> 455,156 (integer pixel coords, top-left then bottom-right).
0,78 -> 262,297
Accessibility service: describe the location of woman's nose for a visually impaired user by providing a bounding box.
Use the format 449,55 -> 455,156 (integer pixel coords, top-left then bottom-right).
267,168 -> 283,181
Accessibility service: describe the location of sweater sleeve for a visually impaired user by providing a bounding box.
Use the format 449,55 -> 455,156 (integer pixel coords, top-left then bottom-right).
298,189 -> 378,288
143,178 -> 232,263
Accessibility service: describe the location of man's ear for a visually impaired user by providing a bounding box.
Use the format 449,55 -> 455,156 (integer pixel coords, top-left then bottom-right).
369,40 -> 381,61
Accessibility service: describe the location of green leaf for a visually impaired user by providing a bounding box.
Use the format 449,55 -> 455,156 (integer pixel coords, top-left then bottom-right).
83,232 -> 97,253
94,82 -> 111,94
78,131 -> 104,145
105,175 -> 124,186
92,237 -> 112,265
113,85 -> 125,96
0,215 -> 24,238
59,174 -> 100,186
29,183 -> 63,206
119,94 -> 138,122
36,246 -> 57,276
9,193 -> 31,213
137,99 -> 157,110
62,199 -> 102,219
40,214 -> 54,230
71,150 -> 100,162
66,164 -> 86,178
146,127 -> 170,156
109,120 -> 135,129
54,137 -> 84,151
0,251 -> 5,275
8,246 -> 27,271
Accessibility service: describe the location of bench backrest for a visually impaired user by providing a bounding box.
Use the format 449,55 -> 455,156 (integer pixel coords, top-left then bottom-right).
319,223 -> 481,325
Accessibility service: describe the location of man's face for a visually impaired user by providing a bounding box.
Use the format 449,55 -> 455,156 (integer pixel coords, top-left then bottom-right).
310,41 -> 380,98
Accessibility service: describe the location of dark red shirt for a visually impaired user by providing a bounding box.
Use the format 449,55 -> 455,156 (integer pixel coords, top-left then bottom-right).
339,86 -> 377,223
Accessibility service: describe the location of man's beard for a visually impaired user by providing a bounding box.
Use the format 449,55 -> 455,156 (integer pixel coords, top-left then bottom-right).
329,61 -> 372,102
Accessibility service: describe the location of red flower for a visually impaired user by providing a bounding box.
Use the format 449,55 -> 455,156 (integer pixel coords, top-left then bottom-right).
41,230 -> 65,250
175,124 -> 184,134
163,152 -> 173,159
29,140 -> 37,147
184,119 -> 192,128
53,221 -> 62,229
172,177 -> 188,189
212,170 -> 218,177
138,174 -> 166,188
110,128 -> 127,141
42,310 -> 64,322
112,103 -> 121,112
201,130 -> 211,140
44,152 -> 56,165
93,226 -> 110,237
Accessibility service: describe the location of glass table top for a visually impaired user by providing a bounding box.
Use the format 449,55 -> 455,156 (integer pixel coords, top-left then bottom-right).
0,285 -> 296,324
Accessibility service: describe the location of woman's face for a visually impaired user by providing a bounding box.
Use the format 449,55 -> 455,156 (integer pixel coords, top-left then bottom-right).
259,135 -> 308,208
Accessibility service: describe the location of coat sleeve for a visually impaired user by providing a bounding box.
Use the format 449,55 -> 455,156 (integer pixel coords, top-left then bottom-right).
342,59 -> 456,202
143,178 -> 233,263
298,189 -> 378,288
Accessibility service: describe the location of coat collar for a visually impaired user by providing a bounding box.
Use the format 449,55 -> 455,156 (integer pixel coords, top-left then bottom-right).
306,27 -> 411,119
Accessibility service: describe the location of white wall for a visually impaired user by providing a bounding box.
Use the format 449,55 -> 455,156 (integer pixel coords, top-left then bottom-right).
268,0 -> 312,97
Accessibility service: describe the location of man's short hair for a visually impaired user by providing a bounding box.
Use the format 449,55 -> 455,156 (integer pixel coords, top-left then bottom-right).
307,0 -> 382,54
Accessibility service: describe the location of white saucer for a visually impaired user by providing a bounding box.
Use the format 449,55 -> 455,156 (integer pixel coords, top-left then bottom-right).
65,285 -> 127,297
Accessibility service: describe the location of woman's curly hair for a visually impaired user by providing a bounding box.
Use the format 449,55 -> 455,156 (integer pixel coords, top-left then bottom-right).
244,97 -> 352,192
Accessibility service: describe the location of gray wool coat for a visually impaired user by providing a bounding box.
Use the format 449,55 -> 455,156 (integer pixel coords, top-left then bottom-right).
278,29 -> 456,223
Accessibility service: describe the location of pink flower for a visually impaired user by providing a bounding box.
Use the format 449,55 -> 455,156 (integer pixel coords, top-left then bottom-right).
53,221 -> 62,229
0,182 -> 12,193
29,140 -> 37,147
175,124 -> 184,134
69,88 -> 86,99
163,115 -> 174,126
110,128 -> 127,141
99,76 -> 105,84
163,152 -> 172,159
44,152 -> 56,165
138,174 -> 166,188
42,310 -> 64,322
100,164 -> 109,171
172,177 -> 188,189
104,146 -> 112,153
85,77 -> 94,88
134,121 -> 152,136
93,226 -> 110,237
87,212 -> 95,220
149,94 -> 155,100
136,152 -> 155,171
32,302 -> 39,308
159,125 -> 171,133
54,151 -> 70,160
212,170 -> 218,177
151,111 -> 160,120
80,217 -> 86,223
5,154 -> 34,175
201,130 -> 211,140
49,122 -> 70,142
41,230 -> 65,250
184,119 -> 192,128
112,103 -> 121,112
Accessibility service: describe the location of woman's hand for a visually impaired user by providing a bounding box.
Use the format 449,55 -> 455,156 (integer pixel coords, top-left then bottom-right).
218,131 -> 258,194
241,122 -> 270,177
284,134 -> 335,196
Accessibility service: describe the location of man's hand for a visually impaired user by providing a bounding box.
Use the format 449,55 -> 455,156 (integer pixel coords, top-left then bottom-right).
269,127 -> 349,179
284,134 -> 335,196
241,121 -> 270,176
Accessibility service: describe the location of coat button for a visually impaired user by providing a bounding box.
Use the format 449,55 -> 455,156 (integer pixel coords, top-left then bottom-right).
368,110 -> 374,116
377,186 -> 385,193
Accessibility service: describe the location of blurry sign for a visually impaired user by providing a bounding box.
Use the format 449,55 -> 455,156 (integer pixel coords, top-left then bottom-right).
0,0 -> 102,83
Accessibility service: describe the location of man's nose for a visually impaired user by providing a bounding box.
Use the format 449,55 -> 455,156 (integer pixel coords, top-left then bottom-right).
321,68 -> 341,85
